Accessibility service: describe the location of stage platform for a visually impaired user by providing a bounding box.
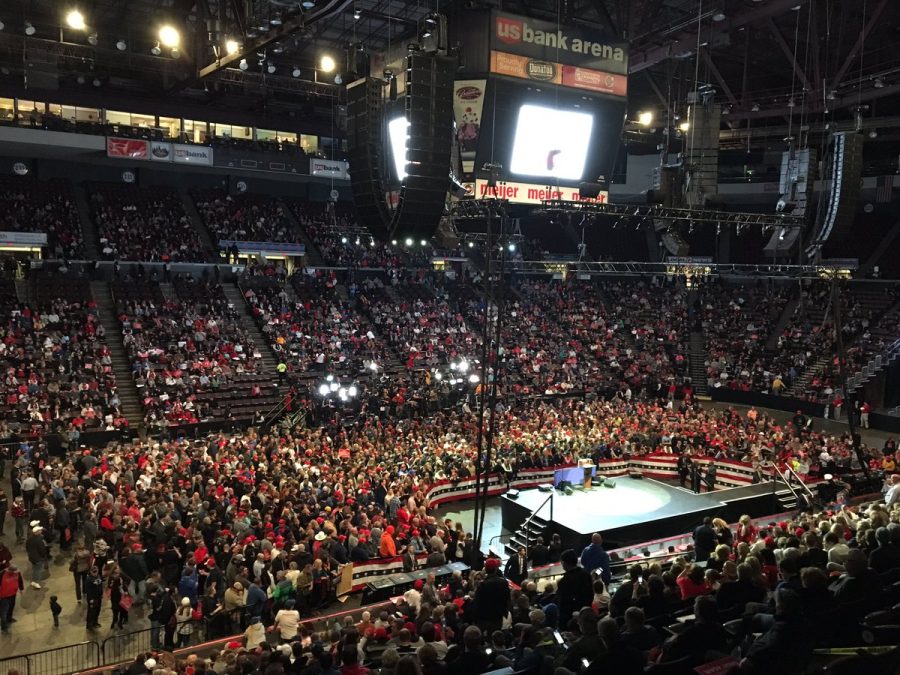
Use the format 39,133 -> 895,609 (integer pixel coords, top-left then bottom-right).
501,477 -> 787,552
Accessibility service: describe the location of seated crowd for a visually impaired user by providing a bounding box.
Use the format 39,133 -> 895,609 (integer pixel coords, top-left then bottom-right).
115,275 -> 266,427
0,272 -> 126,436
91,183 -> 206,262
0,176 -> 84,258
193,190 -> 301,246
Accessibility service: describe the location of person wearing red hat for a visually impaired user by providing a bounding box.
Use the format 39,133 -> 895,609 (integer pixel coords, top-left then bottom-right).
474,557 -> 510,633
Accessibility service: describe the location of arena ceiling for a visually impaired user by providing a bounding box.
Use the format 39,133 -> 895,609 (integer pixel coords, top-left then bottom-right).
1,0 -> 899,139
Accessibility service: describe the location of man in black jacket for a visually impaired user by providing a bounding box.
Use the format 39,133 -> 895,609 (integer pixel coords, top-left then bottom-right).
474,557 -> 510,633
529,537 -> 550,568
120,544 -> 150,604
84,567 -> 104,630
556,549 -> 593,629
504,547 -> 528,587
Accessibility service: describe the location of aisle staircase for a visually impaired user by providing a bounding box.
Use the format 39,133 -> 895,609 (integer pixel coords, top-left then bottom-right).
503,513 -> 550,559
89,281 -> 144,428
220,282 -> 279,376
178,188 -> 218,263
278,198 -> 325,266
74,184 -> 100,259
688,331 -> 709,396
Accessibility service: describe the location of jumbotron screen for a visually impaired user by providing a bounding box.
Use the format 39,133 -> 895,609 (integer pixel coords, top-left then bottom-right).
509,104 -> 595,180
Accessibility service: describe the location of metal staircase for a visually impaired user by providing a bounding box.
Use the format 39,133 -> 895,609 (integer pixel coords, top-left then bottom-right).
503,491 -> 553,558
688,331 -> 709,396
771,463 -> 816,511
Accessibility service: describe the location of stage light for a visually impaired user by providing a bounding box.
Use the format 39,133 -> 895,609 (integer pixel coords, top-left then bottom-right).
270,15 -> 283,26
638,111 -> 653,126
712,11 -> 726,22
469,374 -> 479,384
302,0 -> 316,7
92,77 -> 101,87
508,243 -> 516,252
318,384 -> 330,397
679,121 -> 690,132
225,39 -> 240,55
405,237 -> 413,247
326,374 -> 334,382
422,28 -> 432,38
87,32 -> 98,46
458,359 -> 469,373
329,382 -> 339,392
292,67 -> 301,77
151,41 -> 162,55
353,9 -> 361,19
66,10 -> 87,31
468,241 -> 474,248
391,240 -> 397,246
25,22 -> 36,36
159,25 -> 180,49
239,58 -> 248,70
434,371 -> 442,381
368,362 -> 379,371
320,54 -> 336,72
338,387 -> 347,400
348,385 -> 358,397
420,239 -> 427,246
267,63 -> 276,74
116,39 -> 127,50
341,236 -> 348,244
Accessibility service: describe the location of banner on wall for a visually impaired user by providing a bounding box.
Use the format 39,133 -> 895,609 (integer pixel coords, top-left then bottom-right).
106,137 -> 149,159
0,231 -> 48,246
453,80 -> 487,174
491,11 -> 628,74
310,158 -> 350,180
490,51 -> 627,97
473,178 -> 608,204
173,144 -> 213,165
149,141 -> 173,162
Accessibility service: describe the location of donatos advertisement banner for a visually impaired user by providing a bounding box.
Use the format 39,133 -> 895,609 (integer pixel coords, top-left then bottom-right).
489,51 -> 627,98
453,79 -> 487,174
491,11 -> 628,74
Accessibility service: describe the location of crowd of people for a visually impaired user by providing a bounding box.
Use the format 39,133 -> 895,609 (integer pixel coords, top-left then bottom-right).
115,275 -> 265,427
0,177 -> 84,259
0,274 -> 127,437
91,184 -> 206,263
193,190 -> 302,246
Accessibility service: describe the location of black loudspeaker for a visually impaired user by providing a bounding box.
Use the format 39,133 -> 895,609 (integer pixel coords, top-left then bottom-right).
390,52 -> 456,240
603,479 -> 616,489
821,132 -> 864,243
347,77 -> 392,238
507,489 -> 519,499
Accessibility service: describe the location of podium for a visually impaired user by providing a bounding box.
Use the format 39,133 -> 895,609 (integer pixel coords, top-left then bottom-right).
578,459 -> 597,488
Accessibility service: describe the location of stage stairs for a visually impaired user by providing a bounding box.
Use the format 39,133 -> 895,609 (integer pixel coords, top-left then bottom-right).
503,513 -> 549,559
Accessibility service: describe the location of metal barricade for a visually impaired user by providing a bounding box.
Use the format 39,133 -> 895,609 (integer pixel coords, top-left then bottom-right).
0,641 -> 101,675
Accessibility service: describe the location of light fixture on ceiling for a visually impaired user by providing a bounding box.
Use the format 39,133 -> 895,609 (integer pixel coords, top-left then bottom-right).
787,98 -> 795,108
93,77 -> 101,87
158,25 -> 180,48
225,39 -> 240,55
66,9 -> 87,31
869,129 -> 878,139
302,0 -> 316,8
25,22 -> 36,36
0,19 -> 5,31
353,8 -> 361,19
87,32 -> 98,46
150,41 -> 162,55
270,15 -> 282,26
751,102 -> 760,111
425,14 -> 437,24
76,74 -> 85,84
257,21 -> 269,32
638,111 -> 653,126
320,54 -> 336,72
239,58 -> 248,71
267,62 -> 276,74
679,121 -> 690,132
272,43 -> 284,54
712,11 -> 726,22
422,28 -> 432,38
116,39 -> 127,51
874,77 -> 884,89
292,67 -> 301,77
827,90 -> 837,100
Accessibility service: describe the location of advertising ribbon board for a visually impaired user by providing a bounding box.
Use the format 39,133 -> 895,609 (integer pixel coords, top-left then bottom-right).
453,80 -> 487,174
490,51 -> 627,97
106,137 -> 149,159
473,179 -> 608,204
173,144 -> 213,165
310,158 -> 350,180
150,141 -> 173,162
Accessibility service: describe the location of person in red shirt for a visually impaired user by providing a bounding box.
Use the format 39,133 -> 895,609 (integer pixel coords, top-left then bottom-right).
676,564 -> 710,600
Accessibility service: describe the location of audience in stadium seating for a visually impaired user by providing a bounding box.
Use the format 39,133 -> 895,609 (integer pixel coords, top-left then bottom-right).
193,189 -> 302,245
90,183 -> 206,262
0,177 -> 84,258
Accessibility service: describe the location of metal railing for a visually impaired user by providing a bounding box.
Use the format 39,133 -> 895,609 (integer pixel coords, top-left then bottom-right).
783,464 -> 817,501
0,641 -> 101,675
523,491 -> 553,561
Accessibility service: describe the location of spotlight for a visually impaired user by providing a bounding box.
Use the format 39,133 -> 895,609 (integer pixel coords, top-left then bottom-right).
318,384 -> 330,397
334,74 -> 342,85
302,0 -> 316,8
434,371 -> 442,381
239,58 -> 248,71
292,67 -> 301,77
391,239 -> 397,245
405,237 -> 413,246
712,11 -> 726,22
158,24 -> 180,48
468,241 -> 474,248
116,39 -> 127,50
341,236 -> 348,244
25,22 -> 36,36
270,15 -> 283,26
422,28 -> 432,38
679,121 -> 690,132
425,14 -> 437,24
458,359 -> 469,373
272,44 -> 284,54
353,9 -> 361,20
468,374 -> 479,384
329,382 -> 339,392
508,243 -> 516,252
637,111 -> 653,126
151,41 -> 162,56
338,387 -> 347,400
420,239 -> 427,246
368,362 -> 379,371
320,54 -> 336,72
225,39 -> 240,55
348,385 -> 358,397
87,32 -> 98,46
66,10 -> 87,31
326,374 -> 334,382
92,77 -> 101,87
267,63 -> 276,74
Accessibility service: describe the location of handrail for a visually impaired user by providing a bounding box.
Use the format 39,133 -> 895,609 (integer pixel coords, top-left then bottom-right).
783,465 -> 816,501
523,491 -> 553,561
771,463 -> 804,506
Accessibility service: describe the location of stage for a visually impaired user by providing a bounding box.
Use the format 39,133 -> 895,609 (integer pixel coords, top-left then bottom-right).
501,477 -> 788,552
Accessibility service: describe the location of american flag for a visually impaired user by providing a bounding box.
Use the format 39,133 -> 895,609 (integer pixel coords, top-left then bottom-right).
876,174 -> 895,202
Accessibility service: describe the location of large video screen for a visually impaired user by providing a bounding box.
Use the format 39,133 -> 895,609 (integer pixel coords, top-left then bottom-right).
509,104 -> 594,180
388,116 -> 409,181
